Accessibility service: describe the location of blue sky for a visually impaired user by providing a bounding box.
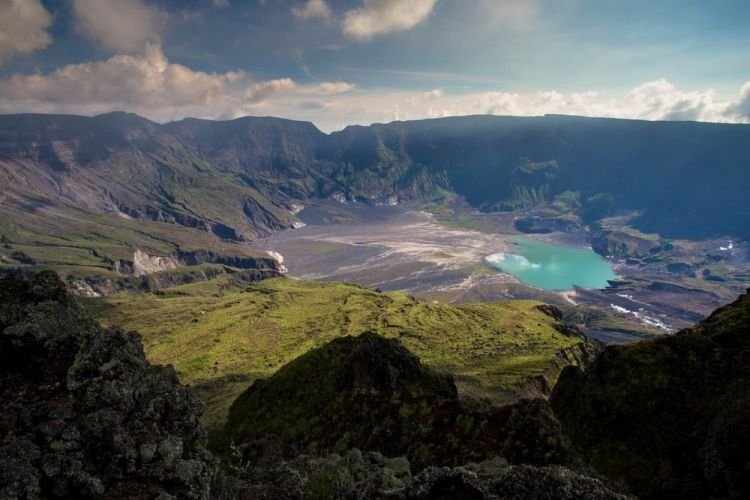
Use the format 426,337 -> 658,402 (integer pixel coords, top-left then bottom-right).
0,0 -> 749,131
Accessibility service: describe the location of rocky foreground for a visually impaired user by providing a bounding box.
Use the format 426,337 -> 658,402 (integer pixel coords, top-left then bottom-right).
551,288 -> 750,499
0,271 -> 216,498
0,272 -> 623,499
2,271 -> 749,499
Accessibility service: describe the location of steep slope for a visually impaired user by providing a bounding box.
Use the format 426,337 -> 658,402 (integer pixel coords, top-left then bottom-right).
226,332 -> 572,470
0,112 -> 313,239
0,271 -> 216,499
86,276 -> 601,430
163,115 -> 327,201
0,113 -> 310,286
321,115 -> 750,239
550,288 -> 750,499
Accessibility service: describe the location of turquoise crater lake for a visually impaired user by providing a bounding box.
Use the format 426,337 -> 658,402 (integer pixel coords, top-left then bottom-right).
485,236 -> 617,291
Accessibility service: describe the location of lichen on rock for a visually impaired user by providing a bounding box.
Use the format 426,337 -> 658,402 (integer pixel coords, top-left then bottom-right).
0,271 -> 216,499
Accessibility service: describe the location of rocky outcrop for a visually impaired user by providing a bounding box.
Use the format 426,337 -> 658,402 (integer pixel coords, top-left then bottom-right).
515,215 -> 581,234
217,450 -> 625,500
132,249 -> 180,276
116,249 -> 281,275
0,271 -> 217,499
587,225 -> 668,261
516,305 -> 604,398
226,332 -> 574,471
215,447 -> 414,499
112,249 -> 282,282
410,461 -> 627,500
550,288 -> 750,499
176,249 -> 281,271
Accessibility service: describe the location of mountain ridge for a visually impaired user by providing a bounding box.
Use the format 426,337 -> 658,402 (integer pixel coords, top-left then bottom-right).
2,111 -> 749,287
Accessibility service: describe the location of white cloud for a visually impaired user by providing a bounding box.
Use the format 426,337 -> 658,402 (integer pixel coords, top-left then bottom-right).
624,79 -> 721,121
0,42 -> 222,109
314,81 -> 356,94
0,47 -> 747,134
724,82 -> 750,121
212,0 -> 231,7
343,0 -> 437,40
268,79 -> 750,132
244,78 -> 296,104
0,43 -> 356,123
0,0 -> 53,64
422,89 -> 443,100
71,0 -> 164,52
292,0 -> 332,21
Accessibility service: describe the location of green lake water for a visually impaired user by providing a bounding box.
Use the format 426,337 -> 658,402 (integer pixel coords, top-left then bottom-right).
485,236 -> 617,291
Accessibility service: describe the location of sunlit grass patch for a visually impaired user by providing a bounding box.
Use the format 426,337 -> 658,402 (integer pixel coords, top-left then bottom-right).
87,276 -> 585,430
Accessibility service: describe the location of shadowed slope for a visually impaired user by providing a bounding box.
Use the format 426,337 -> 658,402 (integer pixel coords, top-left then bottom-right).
226,332 -> 572,470
550,288 -> 750,499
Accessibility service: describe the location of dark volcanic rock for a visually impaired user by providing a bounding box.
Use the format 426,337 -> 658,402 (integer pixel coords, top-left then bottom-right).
410,461 -> 627,500
219,451 -> 626,500
0,272 -> 216,499
514,215 -> 581,234
550,288 -> 750,499
226,332 -> 573,471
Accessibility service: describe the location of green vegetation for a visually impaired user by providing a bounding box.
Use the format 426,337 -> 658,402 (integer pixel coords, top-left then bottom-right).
225,333 -> 570,469
551,289 -> 750,499
0,196 -> 274,282
562,304 -> 660,338
589,220 -> 666,259
494,159 -> 559,211
85,276 -> 587,430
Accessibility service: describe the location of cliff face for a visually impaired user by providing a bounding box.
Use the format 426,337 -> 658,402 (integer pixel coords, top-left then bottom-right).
523,305 -> 604,398
0,113 -> 315,241
0,271 -> 216,499
550,288 -> 750,499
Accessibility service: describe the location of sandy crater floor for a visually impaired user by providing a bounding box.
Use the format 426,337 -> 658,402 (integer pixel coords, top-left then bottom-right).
253,207 -> 515,293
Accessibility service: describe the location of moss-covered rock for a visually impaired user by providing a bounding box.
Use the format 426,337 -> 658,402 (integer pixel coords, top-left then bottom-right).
550,289 -> 750,499
226,332 -> 572,471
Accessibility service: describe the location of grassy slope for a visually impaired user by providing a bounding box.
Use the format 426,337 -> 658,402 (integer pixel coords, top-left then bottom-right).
85,276 -> 583,430
0,195 -> 270,279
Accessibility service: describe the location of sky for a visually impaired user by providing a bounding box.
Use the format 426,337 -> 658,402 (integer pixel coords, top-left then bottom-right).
0,0 -> 749,132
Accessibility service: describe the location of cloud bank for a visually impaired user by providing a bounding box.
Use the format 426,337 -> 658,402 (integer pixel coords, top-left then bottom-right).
71,0 -> 164,53
725,82 -> 750,121
0,43 -> 351,121
1,46 -> 748,132
343,0 -> 438,40
0,0 -> 53,64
